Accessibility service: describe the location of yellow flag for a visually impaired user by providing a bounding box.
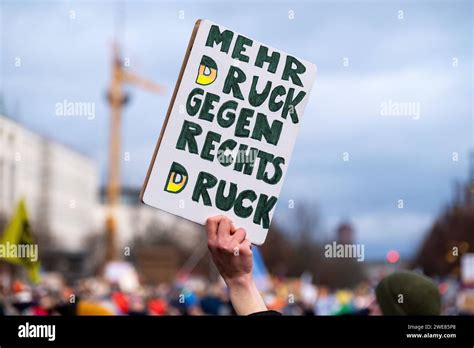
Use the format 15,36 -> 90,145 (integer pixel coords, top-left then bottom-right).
0,199 -> 41,283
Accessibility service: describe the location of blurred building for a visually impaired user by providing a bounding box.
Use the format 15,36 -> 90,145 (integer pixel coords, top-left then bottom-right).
93,187 -> 204,284
0,114 -> 98,250
0,114 -> 203,279
95,187 -> 202,251
336,222 -> 354,244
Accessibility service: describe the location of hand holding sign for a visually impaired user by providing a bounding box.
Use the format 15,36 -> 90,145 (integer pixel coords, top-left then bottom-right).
205,215 -> 251,283
141,19 -> 317,244
205,215 -> 267,315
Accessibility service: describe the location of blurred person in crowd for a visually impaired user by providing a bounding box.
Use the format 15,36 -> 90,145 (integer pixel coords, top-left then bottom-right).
200,283 -> 232,315
168,286 -> 202,315
127,294 -> 148,316
369,271 -> 441,315
0,282 -> 7,316
205,215 -> 442,316
11,280 -> 34,315
148,295 -> 167,315
314,287 -> 338,315
54,287 -> 77,316
32,288 -> 56,315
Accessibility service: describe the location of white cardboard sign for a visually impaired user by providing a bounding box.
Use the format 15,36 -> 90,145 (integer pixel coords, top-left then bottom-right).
141,19 -> 317,244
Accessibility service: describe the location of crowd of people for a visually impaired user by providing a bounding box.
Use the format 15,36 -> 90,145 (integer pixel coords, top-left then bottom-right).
0,213 -> 469,317
0,270 -> 466,316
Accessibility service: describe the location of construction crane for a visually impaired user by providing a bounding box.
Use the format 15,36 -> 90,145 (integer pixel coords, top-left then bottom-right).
104,43 -> 164,262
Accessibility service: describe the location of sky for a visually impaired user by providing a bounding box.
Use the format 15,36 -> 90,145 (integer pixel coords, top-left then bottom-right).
1,0 -> 473,260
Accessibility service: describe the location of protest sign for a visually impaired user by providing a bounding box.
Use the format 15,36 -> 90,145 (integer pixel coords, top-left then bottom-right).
141,19 -> 317,244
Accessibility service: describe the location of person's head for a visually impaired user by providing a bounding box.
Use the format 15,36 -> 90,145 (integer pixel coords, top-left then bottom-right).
373,271 -> 441,315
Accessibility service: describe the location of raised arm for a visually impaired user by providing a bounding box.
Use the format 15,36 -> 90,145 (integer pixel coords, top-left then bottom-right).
205,215 -> 268,315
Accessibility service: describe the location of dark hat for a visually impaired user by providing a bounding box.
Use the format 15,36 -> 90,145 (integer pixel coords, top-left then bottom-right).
375,271 -> 441,315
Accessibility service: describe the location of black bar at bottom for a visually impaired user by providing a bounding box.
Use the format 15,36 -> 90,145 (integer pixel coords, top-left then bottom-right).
0,315 -> 473,346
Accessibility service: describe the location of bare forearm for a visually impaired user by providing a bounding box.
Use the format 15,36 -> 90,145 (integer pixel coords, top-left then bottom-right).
226,277 -> 267,315
205,216 -> 266,315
